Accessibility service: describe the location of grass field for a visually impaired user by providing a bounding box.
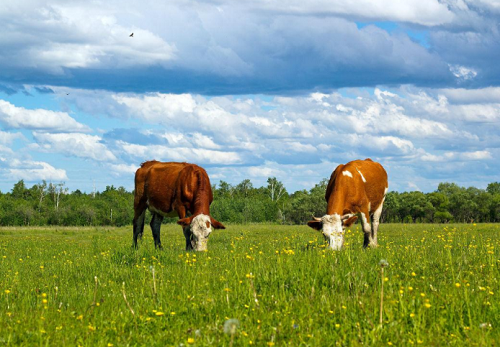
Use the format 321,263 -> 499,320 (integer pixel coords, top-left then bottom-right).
1,223 -> 499,346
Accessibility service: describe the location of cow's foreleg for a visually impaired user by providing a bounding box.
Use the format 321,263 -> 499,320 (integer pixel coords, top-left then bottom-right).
370,199 -> 385,248
360,210 -> 374,248
150,213 -> 164,249
183,226 -> 194,251
133,209 -> 146,248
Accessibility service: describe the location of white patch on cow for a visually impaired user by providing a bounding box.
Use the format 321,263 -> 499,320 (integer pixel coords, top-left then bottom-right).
360,212 -> 369,226
321,213 -> 344,251
384,187 -> 388,196
355,168 -> 366,183
190,214 -> 212,251
373,199 -> 384,219
368,202 -> 371,212
342,170 -> 353,178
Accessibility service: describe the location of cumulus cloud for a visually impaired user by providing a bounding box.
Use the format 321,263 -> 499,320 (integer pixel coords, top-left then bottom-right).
0,100 -> 89,132
117,141 -> 242,165
7,160 -> 68,181
68,87 -> 492,160
0,130 -> 25,145
32,132 -> 117,161
1,83 -> 498,193
421,150 -> 492,162
108,163 -> 138,175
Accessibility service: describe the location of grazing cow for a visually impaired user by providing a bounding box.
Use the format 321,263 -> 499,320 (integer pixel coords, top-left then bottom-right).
133,161 -> 225,251
307,159 -> 388,250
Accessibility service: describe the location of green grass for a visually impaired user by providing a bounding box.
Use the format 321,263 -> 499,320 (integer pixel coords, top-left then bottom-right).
1,223 -> 499,346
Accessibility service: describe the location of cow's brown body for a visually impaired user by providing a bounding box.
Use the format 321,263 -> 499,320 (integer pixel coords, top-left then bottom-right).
308,159 -> 388,249
133,161 -> 225,250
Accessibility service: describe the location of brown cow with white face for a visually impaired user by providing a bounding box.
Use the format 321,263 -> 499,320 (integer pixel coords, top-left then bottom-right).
133,161 -> 225,251
307,159 -> 388,250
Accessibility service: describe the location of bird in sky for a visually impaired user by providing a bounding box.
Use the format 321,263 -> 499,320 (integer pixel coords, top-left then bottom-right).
129,33 -> 134,37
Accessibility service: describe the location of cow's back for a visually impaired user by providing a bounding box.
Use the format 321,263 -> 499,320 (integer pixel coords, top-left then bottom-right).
344,159 -> 388,212
142,162 -> 190,213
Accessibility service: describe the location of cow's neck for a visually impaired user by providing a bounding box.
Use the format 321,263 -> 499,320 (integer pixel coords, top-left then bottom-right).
326,188 -> 347,216
191,191 -> 210,216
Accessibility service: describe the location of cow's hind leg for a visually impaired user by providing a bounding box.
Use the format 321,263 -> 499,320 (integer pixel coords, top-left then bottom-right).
150,213 -> 164,249
360,209 -> 374,248
133,209 -> 146,248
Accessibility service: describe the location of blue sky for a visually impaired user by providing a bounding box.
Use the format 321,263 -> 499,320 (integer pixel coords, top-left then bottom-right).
0,0 -> 499,194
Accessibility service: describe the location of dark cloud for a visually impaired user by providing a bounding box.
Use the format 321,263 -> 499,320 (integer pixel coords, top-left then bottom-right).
0,2 -> 477,95
34,86 -> 55,94
0,83 -> 24,95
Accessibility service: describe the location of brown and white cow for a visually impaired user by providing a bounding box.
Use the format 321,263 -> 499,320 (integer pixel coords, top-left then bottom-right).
133,161 -> 225,251
307,159 -> 388,250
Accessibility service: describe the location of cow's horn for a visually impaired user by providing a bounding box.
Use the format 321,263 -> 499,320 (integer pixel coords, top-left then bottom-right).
313,216 -> 322,221
341,213 -> 354,220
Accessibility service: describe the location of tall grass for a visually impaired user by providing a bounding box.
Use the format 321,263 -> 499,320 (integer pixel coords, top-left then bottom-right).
1,223 -> 498,346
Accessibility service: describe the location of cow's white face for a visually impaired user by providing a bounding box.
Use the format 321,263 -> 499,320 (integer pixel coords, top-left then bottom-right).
189,214 -> 212,251
321,214 -> 345,251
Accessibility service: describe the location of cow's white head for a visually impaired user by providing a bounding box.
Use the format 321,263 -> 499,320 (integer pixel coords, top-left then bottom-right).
307,213 -> 358,250
178,214 -> 225,251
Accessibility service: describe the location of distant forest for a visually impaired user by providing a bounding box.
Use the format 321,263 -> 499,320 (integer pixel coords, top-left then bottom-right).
1,179 -> 500,226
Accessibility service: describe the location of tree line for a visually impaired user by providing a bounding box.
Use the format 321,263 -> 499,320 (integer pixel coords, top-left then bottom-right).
1,179 -> 499,226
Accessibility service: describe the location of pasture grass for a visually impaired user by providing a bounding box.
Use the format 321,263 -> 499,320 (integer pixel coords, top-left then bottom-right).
0,223 -> 499,346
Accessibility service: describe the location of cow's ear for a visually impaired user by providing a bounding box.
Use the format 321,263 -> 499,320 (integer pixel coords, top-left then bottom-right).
307,220 -> 322,231
210,217 -> 226,229
343,216 -> 358,228
177,216 -> 193,227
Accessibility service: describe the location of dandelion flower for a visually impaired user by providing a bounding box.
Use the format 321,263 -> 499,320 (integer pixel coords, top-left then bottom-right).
223,318 -> 240,335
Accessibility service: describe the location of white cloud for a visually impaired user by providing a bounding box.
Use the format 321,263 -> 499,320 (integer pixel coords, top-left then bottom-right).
0,100 -> 89,132
108,163 -> 137,175
421,150 -> 492,162
118,141 -> 242,165
0,130 -> 25,145
437,87 -> 500,104
247,165 -> 285,178
347,134 -> 416,156
460,150 -> 492,160
8,160 -> 68,181
8,84 -> 496,193
449,64 -> 478,81
191,133 -> 221,149
287,142 -> 317,153
113,93 -> 196,121
32,132 -> 116,161
449,104 -> 500,123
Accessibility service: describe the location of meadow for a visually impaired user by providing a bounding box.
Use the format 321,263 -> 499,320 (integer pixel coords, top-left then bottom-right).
0,223 -> 499,346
